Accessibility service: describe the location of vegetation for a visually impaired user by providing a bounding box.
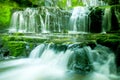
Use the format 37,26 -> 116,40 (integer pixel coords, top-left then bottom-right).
104,0 -> 120,5
0,0 -> 119,30
0,33 -> 120,58
0,1 -> 18,31
0,0 -> 120,59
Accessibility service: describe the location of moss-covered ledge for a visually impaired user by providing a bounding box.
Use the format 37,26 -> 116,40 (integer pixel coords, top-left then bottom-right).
0,33 -> 120,57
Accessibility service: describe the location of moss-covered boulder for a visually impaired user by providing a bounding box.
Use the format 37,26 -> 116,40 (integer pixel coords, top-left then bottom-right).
89,5 -> 120,33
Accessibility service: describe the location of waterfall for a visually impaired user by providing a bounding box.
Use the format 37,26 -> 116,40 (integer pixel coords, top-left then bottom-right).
68,6 -> 90,34
8,0 -> 110,34
9,7 -> 70,33
44,9 -> 50,33
9,8 -> 40,33
0,43 -> 119,80
40,9 -> 51,33
102,7 -> 111,33
9,11 -> 25,33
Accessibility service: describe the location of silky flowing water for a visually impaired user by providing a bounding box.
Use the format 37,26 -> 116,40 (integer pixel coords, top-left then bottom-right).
8,0 -> 112,34
3,0 -> 120,80
0,44 -> 119,80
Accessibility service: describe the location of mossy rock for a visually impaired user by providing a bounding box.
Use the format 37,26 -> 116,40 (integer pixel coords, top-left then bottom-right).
89,7 -> 104,33
97,38 -> 120,51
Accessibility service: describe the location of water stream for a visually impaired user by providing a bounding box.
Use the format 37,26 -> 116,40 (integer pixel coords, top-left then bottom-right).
4,0 -> 120,80
68,6 -> 90,34
102,7 -> 111,33
0,44 -> 119,80
8,0 -> 114,34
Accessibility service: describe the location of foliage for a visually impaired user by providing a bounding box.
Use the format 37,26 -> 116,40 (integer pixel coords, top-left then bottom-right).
29,0 -> 44,6
0,35 -> 35,57
9,0 -> 32,7
57,0 -> 83,9
0,1 -> 18,30
7,41 -> 26,57
104,0 -> 120,5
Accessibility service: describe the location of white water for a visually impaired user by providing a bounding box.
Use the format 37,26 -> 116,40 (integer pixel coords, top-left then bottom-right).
9,8 -> 39,33
9,11 -> 25,33
9,0 -> 110,34
43,9 -> 50,33
68,6 -> 90,34
0,44 -> 119,80
9,7 -> 52,33
102,7 -> 111,33
9,7 -> 67,33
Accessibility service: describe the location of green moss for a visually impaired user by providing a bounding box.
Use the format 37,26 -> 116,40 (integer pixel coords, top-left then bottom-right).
1,33 -> 120,57
29,0 -> 44,6
49,38 -> 71,44
96,34 -> 120,53
7,41 -> 27,57
97,6 -> 111,9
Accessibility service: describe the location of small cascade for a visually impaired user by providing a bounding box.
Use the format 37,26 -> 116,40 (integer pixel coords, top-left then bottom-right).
9,8 -> 40,33
68,6 -> 90,34
0,43 -> 119,80
67,0 -> 108,34
102,7 -> 112,33
25,8 -> 40,33
40,8 -> 51,33
29,44 -> 46,58
9,11 -> 25,33
8,0 -> 118,34
9,7 -> 70,33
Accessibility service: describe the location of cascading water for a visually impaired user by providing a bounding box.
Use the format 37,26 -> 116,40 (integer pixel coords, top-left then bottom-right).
9,11 -> 25,33
8,0 -> 114,34
3,0 -> 120,80
9,8 -> 40,33
9,7 -> 70,33
40,8 -> 51,33
102,7 -> 111,33
68,6 -> 90,34
0,43 -> 119,80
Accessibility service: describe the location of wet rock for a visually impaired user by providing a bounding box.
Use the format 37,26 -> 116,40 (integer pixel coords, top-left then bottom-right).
97,37 -> 120,68
89,7 -> 104,33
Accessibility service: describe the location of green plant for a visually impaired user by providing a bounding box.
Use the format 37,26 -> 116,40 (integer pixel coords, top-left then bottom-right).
0,1 -> 18,29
